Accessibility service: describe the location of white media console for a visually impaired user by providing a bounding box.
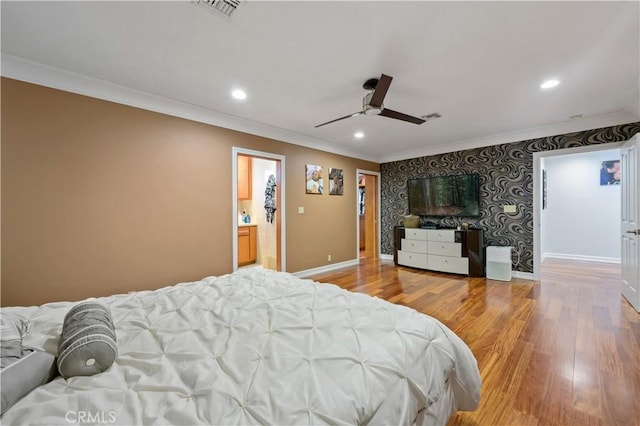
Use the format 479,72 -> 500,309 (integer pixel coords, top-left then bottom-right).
394,227 -> 485,277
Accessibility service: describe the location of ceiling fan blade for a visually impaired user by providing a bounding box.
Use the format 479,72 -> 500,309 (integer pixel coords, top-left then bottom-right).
315,111 -> 363,128
379,108 -> 426,125
368,74 -> 393,108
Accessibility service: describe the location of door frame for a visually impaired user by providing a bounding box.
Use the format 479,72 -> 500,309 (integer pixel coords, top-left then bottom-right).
533,142 -> 624,279
232,147 -> 286,272
356,169 -> 381,260
621,134 -> 640,312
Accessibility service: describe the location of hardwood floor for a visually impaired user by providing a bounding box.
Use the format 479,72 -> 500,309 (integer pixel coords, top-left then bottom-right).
308,257 -> 640,426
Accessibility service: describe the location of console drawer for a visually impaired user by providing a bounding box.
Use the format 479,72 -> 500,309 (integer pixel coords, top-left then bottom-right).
397,251 -> 428,269
401,238 -> 428,254
426,229 -> 456,242
427,241 -> 461,257
428,255 -> 468,275
404,228 -> 428,241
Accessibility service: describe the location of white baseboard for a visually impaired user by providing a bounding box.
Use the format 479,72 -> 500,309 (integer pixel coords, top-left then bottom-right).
512,271 -> 534,280
294,257 -> 536,282
382,253 -> 533,281
542,252 -> 621,264
293,259 -> 359,278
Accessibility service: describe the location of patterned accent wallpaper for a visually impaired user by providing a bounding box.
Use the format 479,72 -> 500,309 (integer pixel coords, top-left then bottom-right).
381,123 -> 640,273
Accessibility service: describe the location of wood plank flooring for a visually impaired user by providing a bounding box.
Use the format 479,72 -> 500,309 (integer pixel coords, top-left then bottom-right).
308,257 -> 640,426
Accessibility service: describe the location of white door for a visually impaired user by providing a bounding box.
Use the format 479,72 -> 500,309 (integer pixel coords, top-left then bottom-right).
621,133 -> 640,312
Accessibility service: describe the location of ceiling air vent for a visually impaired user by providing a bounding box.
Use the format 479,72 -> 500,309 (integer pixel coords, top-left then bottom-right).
193,0 -> 243,20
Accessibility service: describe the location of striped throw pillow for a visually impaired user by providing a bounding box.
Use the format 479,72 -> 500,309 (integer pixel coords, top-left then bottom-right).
57,302 -> 117,378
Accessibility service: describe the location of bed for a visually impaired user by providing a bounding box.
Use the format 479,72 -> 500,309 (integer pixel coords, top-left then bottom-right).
1,267 -> 481,425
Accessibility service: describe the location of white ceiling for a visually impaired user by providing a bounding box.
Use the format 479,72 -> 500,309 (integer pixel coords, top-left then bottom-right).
2,1 -> 639,163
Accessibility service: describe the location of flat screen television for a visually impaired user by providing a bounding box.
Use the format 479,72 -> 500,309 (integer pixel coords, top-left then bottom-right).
407,173 -> 480,217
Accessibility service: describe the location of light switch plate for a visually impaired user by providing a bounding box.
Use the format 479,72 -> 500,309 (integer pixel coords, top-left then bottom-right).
298,206 -> 304,214
503,205 -> 516,213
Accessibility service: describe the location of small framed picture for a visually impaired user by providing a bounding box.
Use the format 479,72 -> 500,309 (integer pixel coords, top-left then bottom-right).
600,160 -> 620,185
329,168 -> 344,195
305,164 -> 323,194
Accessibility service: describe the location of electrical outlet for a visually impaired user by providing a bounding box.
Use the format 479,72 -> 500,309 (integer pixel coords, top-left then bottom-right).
503,205 -> 516,213
327,254 -> 332,262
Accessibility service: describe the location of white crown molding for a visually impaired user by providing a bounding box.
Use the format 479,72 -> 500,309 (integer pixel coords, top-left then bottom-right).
1,54 -> 377,163
379,110 -> 640,163
3,54 -> 638,165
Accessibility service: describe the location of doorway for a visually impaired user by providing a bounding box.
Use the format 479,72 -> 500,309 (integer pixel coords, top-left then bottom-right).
533,142 -> 624,279
357,170 -> 380,260
232,147 -> 286,272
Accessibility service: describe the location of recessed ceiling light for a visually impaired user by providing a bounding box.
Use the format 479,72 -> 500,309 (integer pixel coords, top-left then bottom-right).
540,79 -> 559,89
231,89 -> 247,100
354,131 -> 364,139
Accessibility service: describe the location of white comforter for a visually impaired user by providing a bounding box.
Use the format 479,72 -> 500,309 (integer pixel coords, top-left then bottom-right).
1,268 -> 481,425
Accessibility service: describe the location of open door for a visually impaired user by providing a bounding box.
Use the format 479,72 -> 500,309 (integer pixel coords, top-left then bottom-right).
621,133 -> 640,312
363,174 -> 378,258
357,171 -> 379,260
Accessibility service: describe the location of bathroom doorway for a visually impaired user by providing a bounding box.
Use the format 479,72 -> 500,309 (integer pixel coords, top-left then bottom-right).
232,147 -> 285,272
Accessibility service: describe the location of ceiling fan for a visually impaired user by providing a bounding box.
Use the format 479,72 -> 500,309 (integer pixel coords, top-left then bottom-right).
315,73 -> 426,128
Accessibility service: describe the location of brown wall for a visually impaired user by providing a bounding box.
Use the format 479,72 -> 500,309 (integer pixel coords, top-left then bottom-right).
1,78 -> 378,306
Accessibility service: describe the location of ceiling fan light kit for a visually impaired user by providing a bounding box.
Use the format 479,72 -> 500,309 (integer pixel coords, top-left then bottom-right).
315,73 -> 426,128
363,92 -> 383,116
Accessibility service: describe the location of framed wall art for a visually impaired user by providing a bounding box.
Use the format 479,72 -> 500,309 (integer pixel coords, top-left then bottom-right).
329,168 -> 344,195
600,159 -> 620,185
305,164 -> 323,194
